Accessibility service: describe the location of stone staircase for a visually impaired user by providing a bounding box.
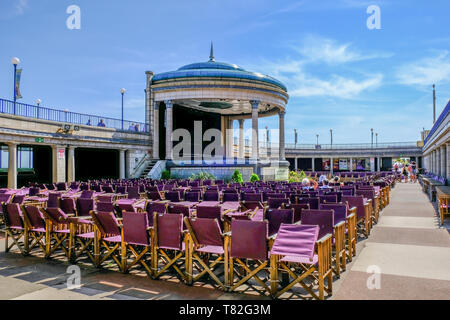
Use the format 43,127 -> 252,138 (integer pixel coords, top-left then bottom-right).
139,159 -> 159,178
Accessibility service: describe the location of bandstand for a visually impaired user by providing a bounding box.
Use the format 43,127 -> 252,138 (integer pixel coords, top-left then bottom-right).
144,45 -> 290,180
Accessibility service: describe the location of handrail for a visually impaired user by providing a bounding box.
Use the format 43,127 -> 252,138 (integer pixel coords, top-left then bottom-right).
0,98 -> 148,133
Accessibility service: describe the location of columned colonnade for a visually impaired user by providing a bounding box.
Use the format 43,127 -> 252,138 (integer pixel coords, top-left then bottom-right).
152,99 -> 286,162
6,144 -> 129,189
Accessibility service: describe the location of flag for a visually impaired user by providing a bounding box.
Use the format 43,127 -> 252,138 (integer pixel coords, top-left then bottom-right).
15,68 -> 22,99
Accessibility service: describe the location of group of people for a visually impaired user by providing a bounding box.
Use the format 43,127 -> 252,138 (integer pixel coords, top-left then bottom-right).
393,161 -> 417,183
84,119 -> 144,132
301,174 -> 341,190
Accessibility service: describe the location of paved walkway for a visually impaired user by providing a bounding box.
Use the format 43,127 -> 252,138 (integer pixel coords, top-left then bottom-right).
334,183 -> 450,299
0,183 -> 448,300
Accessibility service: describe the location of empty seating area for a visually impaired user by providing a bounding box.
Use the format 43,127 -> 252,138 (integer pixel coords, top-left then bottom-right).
0,174 -> 395,300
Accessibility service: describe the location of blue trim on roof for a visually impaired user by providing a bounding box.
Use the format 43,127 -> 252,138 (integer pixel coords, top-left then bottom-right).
153,61 -> 287,92
424,100 -> 450,145
152,84 -> 288,100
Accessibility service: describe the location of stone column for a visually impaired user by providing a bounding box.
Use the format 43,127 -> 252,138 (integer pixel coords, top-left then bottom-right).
52,145 -> 66,183
153,101 -> 159,159
67,146 -> 76,182
294,157 -> 298,171
226,117 -> 233,158
377,157 -> 381,172
165,100 -> 173,160
349,157 -> 353,172
145,71 -> 154,136
441,145 -> 446,178
447,143 -> 450,180
279,110 -> 286,161
238,119 -> 244,159
312,157 -> 315,171
330,157 -> 334,175
7,142 -> 17,189
250,100 -> 260,161
119,149 -> 126,179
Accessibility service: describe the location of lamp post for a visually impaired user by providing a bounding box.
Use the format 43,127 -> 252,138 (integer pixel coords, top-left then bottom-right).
11,57 -> 20,115
376,132 -> 378,147
120,88 -> 126,129
371,128 -> 374,148
330,129 -> 333,149
316,134 -> 319,146
36,99 -> 41,119
294,128 -> 298,148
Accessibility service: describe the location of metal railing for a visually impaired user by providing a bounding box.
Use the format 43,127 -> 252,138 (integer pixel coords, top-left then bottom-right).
0,98 -> 148,133
284,142 -> 420,150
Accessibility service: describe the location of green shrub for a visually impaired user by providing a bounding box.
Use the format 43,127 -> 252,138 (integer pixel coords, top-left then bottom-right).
231,169 -> 243,183
189,171 -> 216,181
289,170 -> 307,183
161,170 -> 171,180
249,173 -> 260,182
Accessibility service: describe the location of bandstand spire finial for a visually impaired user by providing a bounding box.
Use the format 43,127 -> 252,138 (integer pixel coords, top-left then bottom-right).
209,42 -> 215,62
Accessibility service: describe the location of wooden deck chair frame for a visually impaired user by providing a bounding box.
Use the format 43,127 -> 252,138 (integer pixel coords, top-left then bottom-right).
332,221 -> 346,277
151,212 -> 189,282
21,205 -> 46,255
120,227 -> 152,276
3,205 -> 27,256
184,217 -> 229,290
270,234 -> 333,300
228,232 -> 275,296
89,211 -> 123,271
42,213 -> 72,260
346,207 -> 357,261
69,219 -> 96,265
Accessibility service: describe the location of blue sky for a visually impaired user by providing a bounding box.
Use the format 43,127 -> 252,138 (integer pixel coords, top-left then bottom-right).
0,0 -> 449,144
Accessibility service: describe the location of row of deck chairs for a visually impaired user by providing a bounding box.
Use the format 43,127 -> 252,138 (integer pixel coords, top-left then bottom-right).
2,177 -> 394,299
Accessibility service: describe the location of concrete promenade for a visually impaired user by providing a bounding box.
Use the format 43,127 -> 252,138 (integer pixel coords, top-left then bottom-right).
0,183 -> 448,300
334,183 -> 450,299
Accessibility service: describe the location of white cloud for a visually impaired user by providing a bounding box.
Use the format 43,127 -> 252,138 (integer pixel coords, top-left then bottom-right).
396,51 -> 450,86
290,73 -> 383,98
14,0 -> 28,15
294,35 -> 392,64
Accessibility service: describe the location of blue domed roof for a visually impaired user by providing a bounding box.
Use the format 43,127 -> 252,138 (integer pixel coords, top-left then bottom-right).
152,60 -> 287,92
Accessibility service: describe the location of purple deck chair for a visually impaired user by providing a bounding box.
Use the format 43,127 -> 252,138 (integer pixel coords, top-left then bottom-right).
319,203 -> 347,225
223,192 -> 239,202
185,191 -> 201,203
61,198 -> 77,215
291,203 -> 310,223
12,194 -> 25,205
355,189 -> 378,222
166,191 -> 181,202
127,186 -> 140,200
147,191 -> 163,201
301,209 -> 334,240
229,219 -> 271,294
122,211 -> 151,274
342,195 -> 370,237
42,207 -> 71,258
203,191 -> 219,202
270,224 -> 332,300
77,198 -> 94,217
319,194 -> 338,204
80,190 -> 94,199
184,217 -> 227,289
96,201 -> 115,213
56,182 -> 68,191
298,197 -> 319,210
4,203 -> 26,255
242,193 -> 263,202
47,192 -> 61,208
90,211 -> 123,270
265,208 -> 294,236
267,198 -> 290,209
145,201 -> 167,227
22,205 -> 46,254
196,205 -> 224,231
153,213 -> 188,281
116,186 -> 127,194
